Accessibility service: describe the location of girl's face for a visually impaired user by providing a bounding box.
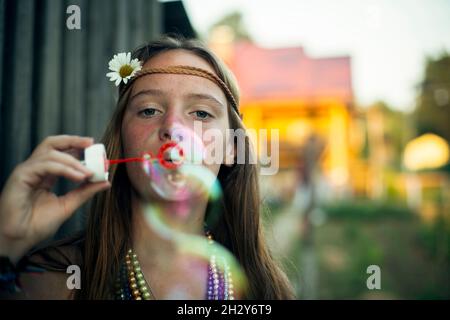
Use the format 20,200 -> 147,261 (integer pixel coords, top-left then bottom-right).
121,49 -> 231,201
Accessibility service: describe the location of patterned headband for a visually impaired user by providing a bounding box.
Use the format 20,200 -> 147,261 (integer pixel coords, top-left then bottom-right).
106,52 -> 240,116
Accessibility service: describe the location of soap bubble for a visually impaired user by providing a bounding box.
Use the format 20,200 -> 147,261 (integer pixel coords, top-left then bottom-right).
143,204 -> 248,300
141,124 -> 221,203
137,124 -> 247,299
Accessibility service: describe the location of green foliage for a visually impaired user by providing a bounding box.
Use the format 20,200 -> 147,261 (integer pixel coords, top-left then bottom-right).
417,214 -> 450,263
209,11 -> 252,42
275,199 -> 448,299
414,52 -> 450,143
321,199 -> 414,221
286,218 -> 450,299
368,101 -> 415,169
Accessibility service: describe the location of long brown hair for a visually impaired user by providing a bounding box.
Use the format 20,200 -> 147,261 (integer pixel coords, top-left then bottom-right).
79,35 -> 294,299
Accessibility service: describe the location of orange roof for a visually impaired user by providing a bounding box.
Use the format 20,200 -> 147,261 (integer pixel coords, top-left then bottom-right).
230,42 -> 353,103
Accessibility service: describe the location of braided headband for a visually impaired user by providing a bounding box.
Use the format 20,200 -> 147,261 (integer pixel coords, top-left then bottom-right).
107,53 -> 240,116
120,65 -> 240,116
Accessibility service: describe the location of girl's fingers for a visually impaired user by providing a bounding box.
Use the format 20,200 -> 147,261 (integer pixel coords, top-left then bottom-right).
33,135 -> 94,155
26,161 -> 90,186
45,135 -> 94,150
63,147 -> 84,160
45,150 -> 93,176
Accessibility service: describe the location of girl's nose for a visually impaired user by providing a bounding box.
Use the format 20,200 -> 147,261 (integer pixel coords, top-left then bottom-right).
158,112 -> 186,142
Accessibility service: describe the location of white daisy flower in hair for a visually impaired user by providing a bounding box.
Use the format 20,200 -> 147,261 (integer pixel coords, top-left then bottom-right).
106,52 -> 142,86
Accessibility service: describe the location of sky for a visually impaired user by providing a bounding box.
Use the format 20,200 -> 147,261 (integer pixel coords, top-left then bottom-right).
182,0 -> 450,111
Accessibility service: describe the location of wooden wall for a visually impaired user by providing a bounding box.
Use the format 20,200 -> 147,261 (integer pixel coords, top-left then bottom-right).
0,0 -> 166,238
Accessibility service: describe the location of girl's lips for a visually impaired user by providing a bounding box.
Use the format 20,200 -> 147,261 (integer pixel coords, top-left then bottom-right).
166,170 -> 187,188
158,141 -> 185,169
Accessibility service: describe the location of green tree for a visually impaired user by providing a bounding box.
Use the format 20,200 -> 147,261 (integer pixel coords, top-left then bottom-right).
368,101 -> 412,169
414,52 -> 450,143
208,11 -> 252,42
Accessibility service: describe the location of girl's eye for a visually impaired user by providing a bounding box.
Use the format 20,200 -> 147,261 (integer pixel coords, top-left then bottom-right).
139,108 -> 161,118
193,110 -> 212,120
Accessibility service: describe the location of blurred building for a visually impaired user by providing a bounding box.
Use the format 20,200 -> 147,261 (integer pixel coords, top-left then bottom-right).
210,35 -> 363,199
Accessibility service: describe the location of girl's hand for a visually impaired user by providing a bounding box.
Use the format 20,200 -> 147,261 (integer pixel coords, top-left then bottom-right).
0,135 -> 110,263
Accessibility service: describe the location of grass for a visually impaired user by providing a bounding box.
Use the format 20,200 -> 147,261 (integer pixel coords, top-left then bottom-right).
273,201 -> 450,299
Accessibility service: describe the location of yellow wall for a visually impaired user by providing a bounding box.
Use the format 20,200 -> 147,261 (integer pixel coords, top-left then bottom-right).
241,98 -> 356,189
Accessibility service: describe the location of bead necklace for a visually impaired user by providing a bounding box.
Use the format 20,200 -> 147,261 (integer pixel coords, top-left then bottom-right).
205,230 -> 234,300
115,231 -> 234,300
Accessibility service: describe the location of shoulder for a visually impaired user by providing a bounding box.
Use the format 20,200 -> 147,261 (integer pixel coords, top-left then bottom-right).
25,235 -> 84,271
15,233 -> 85,300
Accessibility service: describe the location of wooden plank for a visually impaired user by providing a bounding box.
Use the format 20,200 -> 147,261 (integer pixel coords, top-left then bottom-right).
85,0 -> 114,141
114,0 -> 128,52
0,0 -> 5,128
2,0 -> 35,180
147,0 -> 162,41
35,0 -> 63,142
131,0 -> 145,49
54,0 -> 87,237
61,0 -> 85,135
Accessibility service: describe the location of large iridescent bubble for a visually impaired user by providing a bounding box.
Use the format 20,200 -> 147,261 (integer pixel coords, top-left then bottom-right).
139,124 -> 248,299
142,125 -> 221,202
